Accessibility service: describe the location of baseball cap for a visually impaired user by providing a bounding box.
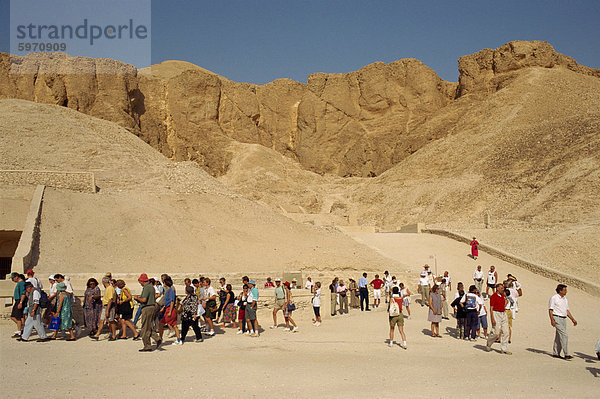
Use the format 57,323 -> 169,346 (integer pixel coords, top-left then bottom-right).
26,269 -> 34,275
9,272 -> 19,279
48,275 -> 55,280
138,273 -> 149,282
249,280 -> 256,285
420,272 -> 427,277
274,278 -> 281,282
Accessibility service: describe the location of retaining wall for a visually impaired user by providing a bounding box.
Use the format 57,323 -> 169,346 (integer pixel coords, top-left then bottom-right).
423,228 -> 600,297
12,185 -> 44,274
0,170 -> 95,193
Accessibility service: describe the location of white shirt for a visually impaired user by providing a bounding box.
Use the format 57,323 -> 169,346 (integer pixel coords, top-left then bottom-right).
461,292 -> 480,310
247,290 -> 255,303
443,275 -> 451,287
27,277 -> 43,290
473,269 -> 484,280
205,286 -> 217,298
64,280 -> 74,294
49,282 -> 57,295
312,288 -> 321,307
384,275 -> 392,288
487,271 -> 496,284
476,295 -> 486,316
305,280 -> 314,290
548,293 -> 569,317
419,276 -> 429,286
507,287 -> 518,309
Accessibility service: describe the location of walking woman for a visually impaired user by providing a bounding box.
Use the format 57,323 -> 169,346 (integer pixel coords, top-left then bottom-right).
159,277 -> 182,345
180,285 -> 203,343
221,284 -> 237,329
283,282 -> 298,332
237,284 -> 248,334
83,278 -> 102,336
400,282 -> 411,318
116,280 -> 139,340
51,282 -> 75,341
470,237 -> 479,260
428,284 -> 443,338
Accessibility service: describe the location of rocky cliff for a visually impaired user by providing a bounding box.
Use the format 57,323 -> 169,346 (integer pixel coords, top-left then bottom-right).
1,41 -> 597,177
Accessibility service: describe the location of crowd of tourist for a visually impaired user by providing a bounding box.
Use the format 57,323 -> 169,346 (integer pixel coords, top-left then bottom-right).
7,258 -> 583,360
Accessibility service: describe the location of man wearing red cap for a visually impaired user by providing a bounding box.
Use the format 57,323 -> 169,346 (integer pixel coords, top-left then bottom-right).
134,274 -> 161,351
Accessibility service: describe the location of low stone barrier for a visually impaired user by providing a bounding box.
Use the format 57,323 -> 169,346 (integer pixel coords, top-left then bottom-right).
423,228 -> 600,297
0,170 -> 96,193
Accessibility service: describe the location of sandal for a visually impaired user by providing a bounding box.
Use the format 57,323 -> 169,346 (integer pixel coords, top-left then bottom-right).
66,338 -> 77,341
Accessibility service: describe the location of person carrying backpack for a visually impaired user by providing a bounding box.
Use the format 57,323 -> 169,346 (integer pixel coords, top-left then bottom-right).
387,287 -> 407,349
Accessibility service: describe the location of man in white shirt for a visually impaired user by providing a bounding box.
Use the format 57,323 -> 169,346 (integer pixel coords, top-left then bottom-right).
304,277 -> 314,291
473,265 -> 484,293
418,272 -> 430,307
442,271 -> 451,291
548,284 -> 577,360
383,271 -> 392,303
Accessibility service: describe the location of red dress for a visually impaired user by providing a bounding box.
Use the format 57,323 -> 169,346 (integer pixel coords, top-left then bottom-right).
470,240 -> 479,257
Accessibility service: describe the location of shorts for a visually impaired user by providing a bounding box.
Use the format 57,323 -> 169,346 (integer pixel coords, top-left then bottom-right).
373,289 -> 381,300
275,298 -> 285,308
283,306 -> 293,318
487,283 -> 496,289
238,308 -> 245,320
100,305 -> 116,322
313,306 -> 320,317
478,315 -> 488,330
389,314 -> 404,328
402,296 -> 411,307
161,307 -> 178,326
11,300 -> 26,319
245,304 -> 256,321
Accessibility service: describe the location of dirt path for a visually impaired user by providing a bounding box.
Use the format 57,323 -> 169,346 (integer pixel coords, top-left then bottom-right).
1,233 -> 598,398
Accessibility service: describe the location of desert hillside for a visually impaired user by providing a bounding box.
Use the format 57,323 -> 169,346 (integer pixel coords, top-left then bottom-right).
0,99 -> 401,274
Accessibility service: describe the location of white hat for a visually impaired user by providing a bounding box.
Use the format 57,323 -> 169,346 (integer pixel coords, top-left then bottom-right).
49,275 -> 55,280
274,278 -> 281,281
420,272 -> 427,277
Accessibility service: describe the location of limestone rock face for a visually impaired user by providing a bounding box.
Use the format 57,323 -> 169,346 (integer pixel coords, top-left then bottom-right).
1,41 -> 598,177
0,52 -> 139,130
457,40 -> 600,97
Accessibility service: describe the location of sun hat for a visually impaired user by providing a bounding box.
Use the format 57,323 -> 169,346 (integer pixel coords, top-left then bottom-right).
49,275 -> 55,280
274,278 -> 281,282
26,269 -> 34,275
283,281 -> 291,287
56,282 -> 67,291
138,273 -> 149,282
249,280 -> 256,285
420,272 -> 427,277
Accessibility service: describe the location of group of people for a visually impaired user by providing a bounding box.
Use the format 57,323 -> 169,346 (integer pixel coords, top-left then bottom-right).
8,263 -> 581,360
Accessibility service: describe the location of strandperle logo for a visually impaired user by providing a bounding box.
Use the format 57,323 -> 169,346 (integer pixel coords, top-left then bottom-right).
15,19 -> 148,45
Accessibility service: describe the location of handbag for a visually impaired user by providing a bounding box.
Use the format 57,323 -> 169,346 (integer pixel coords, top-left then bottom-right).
287,303 -> 296,312
49,315 -> 61,330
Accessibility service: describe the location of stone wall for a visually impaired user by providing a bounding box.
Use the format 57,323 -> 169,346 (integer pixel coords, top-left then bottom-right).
0,170 -> 95,193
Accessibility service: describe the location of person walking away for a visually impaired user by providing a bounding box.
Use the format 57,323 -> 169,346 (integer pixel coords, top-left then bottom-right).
83,278 -> 102,336
159,277 -> 182,344
329,278 -> 338,316
180,285 -> 203,343
418,272 -> 430,307
312,282 -> 322,326
548,284 -> 577,360
387,287 -> 407,349
486,266 -> 498,298
337,280 -> 349,314
428,284 -> 443,338
92,276 -> 117,341
221,284 -> 237,329
50,282 -> 75,340
271,278 -> 285,328
116,280 -> 139,340
399,283 -> 411,318
470,237 -> 479,260
486,284 -> 511,354
134,274 -> 161,351
461,285 -> 480,341
476,290 -> 488,338
200,278 -> 217,336
370,274 -> 384,308
451,288 -> 466,339
248,279 -> 260,330
19,282 -> 50,342
9,272 -> 27,339
473,265 -> 484,294
282,282 -> 298,332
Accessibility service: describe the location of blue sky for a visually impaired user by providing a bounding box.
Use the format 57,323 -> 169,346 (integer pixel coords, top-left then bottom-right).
1,0 -> 598,84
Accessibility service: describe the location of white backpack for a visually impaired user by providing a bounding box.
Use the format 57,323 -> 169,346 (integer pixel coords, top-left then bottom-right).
389,299 -> 400,317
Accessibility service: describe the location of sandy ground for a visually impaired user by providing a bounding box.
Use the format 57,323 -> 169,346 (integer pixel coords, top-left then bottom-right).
1,233 -> 599,398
